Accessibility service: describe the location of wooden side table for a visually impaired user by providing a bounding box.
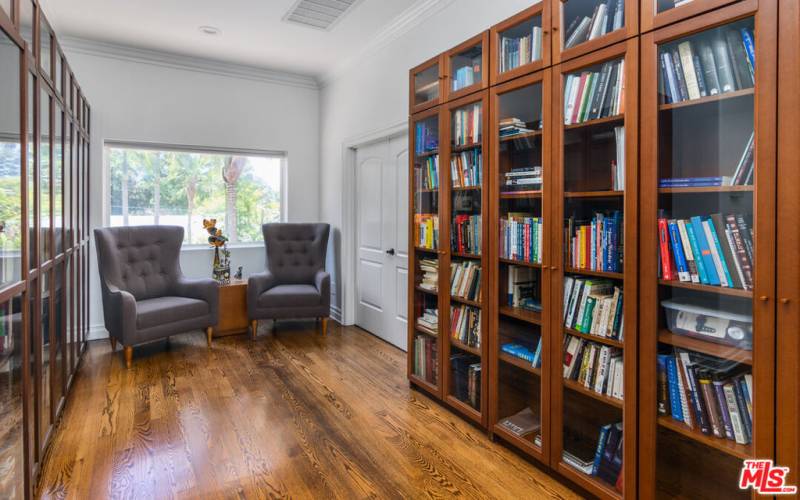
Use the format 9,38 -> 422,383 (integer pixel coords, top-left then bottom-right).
212,279 -> 249,339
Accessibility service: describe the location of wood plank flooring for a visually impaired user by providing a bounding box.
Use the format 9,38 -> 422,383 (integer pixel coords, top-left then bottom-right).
38,321 -> 580,499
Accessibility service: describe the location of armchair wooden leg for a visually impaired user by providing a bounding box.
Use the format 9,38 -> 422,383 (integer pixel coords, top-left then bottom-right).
110,337 -> 117,351
123,346 -> 133,369
251,320 -> 258,339
206,327 -> 213,348
321,318 -> 328,336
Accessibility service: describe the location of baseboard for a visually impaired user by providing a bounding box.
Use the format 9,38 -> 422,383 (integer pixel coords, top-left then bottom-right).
88,324 -> 109,340
330,305 -> 343,324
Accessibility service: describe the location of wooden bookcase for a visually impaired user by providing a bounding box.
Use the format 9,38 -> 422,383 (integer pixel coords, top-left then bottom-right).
490,3 -> 551,86
442,32 -> 489,103
552,0 -> 639,65
410,55 -> 444,115
638,1 -> 777,498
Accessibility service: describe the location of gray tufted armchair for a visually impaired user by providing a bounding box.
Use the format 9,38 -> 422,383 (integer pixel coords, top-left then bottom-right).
248,223 -> 331,337
94,225 -> 219,368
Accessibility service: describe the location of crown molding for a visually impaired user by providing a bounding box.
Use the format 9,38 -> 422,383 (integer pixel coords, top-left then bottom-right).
318,0 -> 455,88
59,35 -> 320,90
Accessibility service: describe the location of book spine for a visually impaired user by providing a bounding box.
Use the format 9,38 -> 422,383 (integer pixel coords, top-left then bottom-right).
698,372 -> 723,438
713,378 -> 735,440
691,215 -> 721,285
733,377 -> 752,443
668,220 -> 691,282
684,221 -> 710,284
710,214 -> 740,288
666,356 -> 684,422
702,218 -> 731,287
657,355 -> 670,415
658,218 -> 675,280
723,383 -> 747,444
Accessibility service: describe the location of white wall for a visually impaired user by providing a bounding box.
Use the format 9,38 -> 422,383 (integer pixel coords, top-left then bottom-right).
62,45 -> 321,338
319,0 -> 536,324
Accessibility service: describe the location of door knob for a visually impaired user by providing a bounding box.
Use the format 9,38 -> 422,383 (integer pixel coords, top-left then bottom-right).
386,248 -> 395,256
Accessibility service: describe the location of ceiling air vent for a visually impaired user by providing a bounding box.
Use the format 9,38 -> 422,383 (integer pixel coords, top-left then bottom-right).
283,0 -> 362,31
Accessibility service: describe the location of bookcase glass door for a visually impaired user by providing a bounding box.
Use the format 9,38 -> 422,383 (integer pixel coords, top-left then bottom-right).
497,12 -> 544,78
494,78 -> 546,451
653,16 -> 756,499
449,41 -> 484,95
447,99 -> 484,414
558,54 -> 628,495
411,112 -> 441,389
413,62 -> 440,111
656,0 -> 694,15
560,0 -> 625,53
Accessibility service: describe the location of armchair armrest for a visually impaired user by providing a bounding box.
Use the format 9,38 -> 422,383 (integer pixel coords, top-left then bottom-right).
174,277 -> 219,320
315,270 -> 330,308
103,283 -> 137,344
247,271 -> 276,312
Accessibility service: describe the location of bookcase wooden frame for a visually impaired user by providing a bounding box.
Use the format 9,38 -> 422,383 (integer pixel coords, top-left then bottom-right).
551,38 -> 639,500
442,31 -> 490,104
489,3 -> 552,86
552,0 -> 639,65
641,0 -> 741,33
488,68 -> 553,466
410,55 -> 445,115
637,1 -> 777,497
440,90 -> 490,426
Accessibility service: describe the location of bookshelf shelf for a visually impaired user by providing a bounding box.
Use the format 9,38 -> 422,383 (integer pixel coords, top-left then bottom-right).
565,267 -> 625,280
556,462 -> 622,500
658,87 -> 754,112
499,191 -> 542,199
492,424 -> 541,455
450,337 -> 481,356
657,416 -> 752,460
498,258 -> 542,269
564,328 -> 624,349
414,246 -> 439,254
451,251 -> 482,260
451,143 -> 483,153
416,150 -> 440,158
657,279 -> 752,298
415,325 -> 438,338
563,378 -> 624,409
564,190 -> 624,198
452,186 -> 481,192
498,306 -> 542,325
657,185 -> 754,194
563,114 -> 624,131
445,394 -> 483,423
415,286 -> 438,296
658,330 -> 752,365
450,295 -> 481,308
499,130 -> 542,142
499,351 -> 541,375
409,373 -> 440,395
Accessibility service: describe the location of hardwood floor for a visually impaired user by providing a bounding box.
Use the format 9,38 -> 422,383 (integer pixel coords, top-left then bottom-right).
38,321 -> 580,499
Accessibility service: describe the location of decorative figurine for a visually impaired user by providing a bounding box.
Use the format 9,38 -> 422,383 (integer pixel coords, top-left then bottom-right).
203,219 -> 231,284
234,266 -> 243,280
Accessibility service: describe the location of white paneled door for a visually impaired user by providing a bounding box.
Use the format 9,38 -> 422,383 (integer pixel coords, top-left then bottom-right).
355,135 -> 409,350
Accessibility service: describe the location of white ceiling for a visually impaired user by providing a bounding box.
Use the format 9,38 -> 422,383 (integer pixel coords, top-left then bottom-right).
39,0 -> 417,79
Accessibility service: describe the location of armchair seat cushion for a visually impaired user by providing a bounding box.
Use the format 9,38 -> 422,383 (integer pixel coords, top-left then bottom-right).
258,284 -> 321,308
136,296 -> 210,330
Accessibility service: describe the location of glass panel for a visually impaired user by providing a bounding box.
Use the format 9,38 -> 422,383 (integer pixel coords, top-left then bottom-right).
0,296 -> 24,499
495,81 -> 544,447
414,63 -> 440,107
55,54 -> 62,95
498,15 -> 544,74
0,0 -> 10,21
0,33 -> 22,288
450,43 -> 483,92
71,131 -> 78,240
654,17 -> 755,499
65,256 -> 74,373
51,262 -> 63,406
26,286 -> 34,464
54,111 -> 62,255
39,89 -> 50,262
27,77 -> 34,268
19,1 -> 33,47
39,270 -> 50,443
559,57 -> 627,492
657,0 -> 695,14
64,122 -> 71,249
39,20 -> 51,78
562,0 -> 625,51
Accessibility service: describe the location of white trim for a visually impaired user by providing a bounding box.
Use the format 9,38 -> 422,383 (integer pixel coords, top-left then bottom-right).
319,0 -> 456,87
88,323 -> 109,340
340,120 -> 407,326
59,35 -> 319,90
330,305 -> 343,323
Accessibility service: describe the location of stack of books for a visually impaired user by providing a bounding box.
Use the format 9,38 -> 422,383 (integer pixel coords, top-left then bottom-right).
418,258 -> 438,292
450,261 -> 482,301
566,211 -> 623,273
502,166 -> 542,194
564,0 -> 625,49
452,57 -> 482,92
415,121 -> 438,154
415,214 -> 439,250
413,335 -> 438,383
563,278 -> 624,340
658,349 -> 753,445
563,59 -> 625,125
499,117 -> 535,137
416,308 -> 438,333
501,339 -> 542,369
453,103 -> 482,146
450,305 -> 481,348
500,213 -> 543,264
659,132 -> 754,188
507,265 -> 541,312
451,214 -> 481,255
415,155 -> 439,190
451,353 -> 481,410
563,336 -> 624,401
450,149 -> 482,188
498,407 -> 541,439
658,213 -> 754,291
659,25 -> 755,104
499,26 -> 543,73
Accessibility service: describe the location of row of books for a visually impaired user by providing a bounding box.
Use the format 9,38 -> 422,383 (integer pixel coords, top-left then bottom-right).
415,155 -> 439,190
417,307 -> 438,333
564,0 -> 625,49
564,59 -> 625,125
451,305 -> 481,348
415,214 -> 439,250
453,104 -> 482,147
658,213 -> 754,290
451,150 -> 482,188
501,338 -> 543,369
413,335 -> 438,384
499,26 -> 543,73
502,166 -> 542,194
659,132 -> 754,188
499,214 -> 543,264
658,349 -> 753,445
507,265 -> 542,313
415,121 -> 438,155
563,278 -> 625,341
452,58 -> 482,92
563,336 -> 625,401
451,353 -> 481,410
450,260 -> 481,301
589,423 -> 624,490
566,211 -> 623,273
659,25 -> 755,104
452,214 -> 481,255
418,258 -> 438,292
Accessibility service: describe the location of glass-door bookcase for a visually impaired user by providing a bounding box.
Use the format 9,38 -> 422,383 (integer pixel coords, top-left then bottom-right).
490,69 -> 551,465
443,32 -> 489,103
553,0 -> 638,64
490,3 -> 550,85
410,55 -> 443,115
408,106 -> 443,397
552,39 -> 638,499
639,1 -> 776,498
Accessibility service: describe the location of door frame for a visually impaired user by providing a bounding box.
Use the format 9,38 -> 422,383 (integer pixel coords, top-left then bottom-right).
340,120 -> 408,328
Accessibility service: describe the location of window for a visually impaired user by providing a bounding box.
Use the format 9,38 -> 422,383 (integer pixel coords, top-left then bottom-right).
105,144 -> 285,245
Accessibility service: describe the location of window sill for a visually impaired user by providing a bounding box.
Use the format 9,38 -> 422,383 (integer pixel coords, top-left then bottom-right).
180,243 -> 264,252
